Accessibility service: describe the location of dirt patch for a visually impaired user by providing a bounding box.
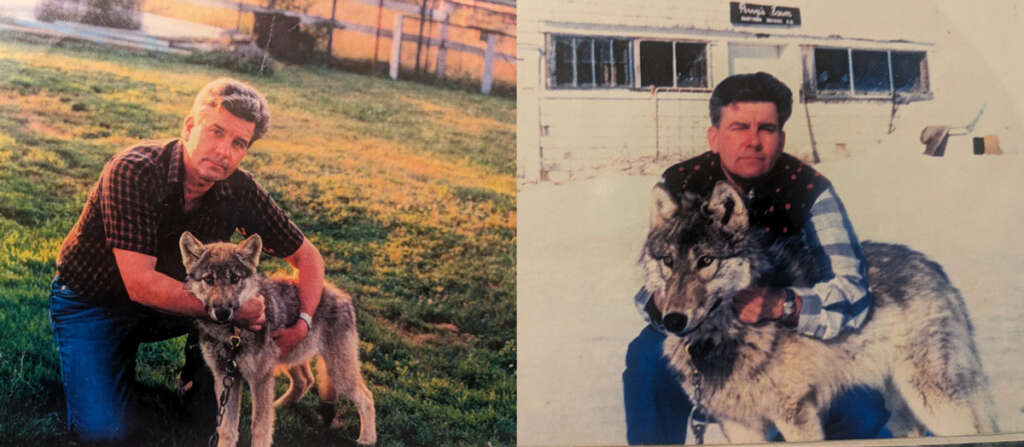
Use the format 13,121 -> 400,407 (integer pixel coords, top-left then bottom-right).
7,93 -> 75,139
25,114 -> 64,138
377,318 -> 476,347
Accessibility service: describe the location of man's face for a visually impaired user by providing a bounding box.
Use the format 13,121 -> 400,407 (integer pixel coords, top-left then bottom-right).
707,101 -> 785,181
182,106 -> 255,184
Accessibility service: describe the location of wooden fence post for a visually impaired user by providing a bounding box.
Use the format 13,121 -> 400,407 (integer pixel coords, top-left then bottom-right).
373,0 -> 384,73
390,14 -> 404,80
414,0 -> 428,74
481,32 -> 496,95
435,3 -> 449,80
326,0 -> 338,60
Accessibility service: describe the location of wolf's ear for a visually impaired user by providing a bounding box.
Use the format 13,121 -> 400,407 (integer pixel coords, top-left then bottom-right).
707,181 -> 749,234
179,231 -> 205,271
236,234 -> 263,269
650,184 -> 679,228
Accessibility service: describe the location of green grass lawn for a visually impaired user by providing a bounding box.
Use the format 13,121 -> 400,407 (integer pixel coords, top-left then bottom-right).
0,33 -> 515,446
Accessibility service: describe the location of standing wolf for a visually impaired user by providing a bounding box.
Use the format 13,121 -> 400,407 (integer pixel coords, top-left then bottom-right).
640,181 -> 996,442
181,231 -> 377,446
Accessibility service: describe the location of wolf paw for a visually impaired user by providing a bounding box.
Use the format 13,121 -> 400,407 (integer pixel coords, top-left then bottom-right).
356,433 -> 377,445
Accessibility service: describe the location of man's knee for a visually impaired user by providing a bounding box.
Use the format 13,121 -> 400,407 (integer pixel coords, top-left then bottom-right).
625,326 -> 667,371
50,297 -> 141,443
624,326 -> 691,445
63,368 -> 139,444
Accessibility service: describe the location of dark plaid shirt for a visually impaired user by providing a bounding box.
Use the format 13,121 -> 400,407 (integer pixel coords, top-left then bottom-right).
57,139 -> 305,307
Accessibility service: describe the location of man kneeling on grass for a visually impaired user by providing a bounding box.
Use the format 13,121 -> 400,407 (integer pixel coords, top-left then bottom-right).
50,78 -> 329,445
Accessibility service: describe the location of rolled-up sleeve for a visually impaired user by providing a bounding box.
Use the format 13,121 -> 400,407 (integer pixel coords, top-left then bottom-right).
789,187 -> 871,340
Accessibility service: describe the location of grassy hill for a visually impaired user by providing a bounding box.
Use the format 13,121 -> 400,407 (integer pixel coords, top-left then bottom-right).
0,33 -> 514,446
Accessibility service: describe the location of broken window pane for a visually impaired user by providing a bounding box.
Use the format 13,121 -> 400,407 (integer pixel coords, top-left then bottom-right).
675,43 -> 707,88
815,48 -> 850,91
852,50 -> 890,93
892,51 -> 927,92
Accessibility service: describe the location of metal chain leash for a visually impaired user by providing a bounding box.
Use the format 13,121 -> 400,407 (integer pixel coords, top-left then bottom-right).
690,371 -> 708,445
209,330 -> 242,447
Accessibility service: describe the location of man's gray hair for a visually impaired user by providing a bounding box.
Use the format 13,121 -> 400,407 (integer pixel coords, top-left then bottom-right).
190,78 -> 271,144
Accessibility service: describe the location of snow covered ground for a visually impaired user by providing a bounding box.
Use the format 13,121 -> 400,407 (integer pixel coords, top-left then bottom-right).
517,146 -> 1024,445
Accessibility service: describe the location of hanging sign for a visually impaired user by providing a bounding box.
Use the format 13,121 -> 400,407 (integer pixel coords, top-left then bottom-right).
730,2 -> 801,26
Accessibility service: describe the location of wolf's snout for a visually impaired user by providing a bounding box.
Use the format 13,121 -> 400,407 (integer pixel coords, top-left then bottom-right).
211,306 -> 233,322
663,313 -> 688,334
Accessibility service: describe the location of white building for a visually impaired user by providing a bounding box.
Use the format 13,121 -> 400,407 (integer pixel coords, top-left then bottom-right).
516,1 -> 1021,182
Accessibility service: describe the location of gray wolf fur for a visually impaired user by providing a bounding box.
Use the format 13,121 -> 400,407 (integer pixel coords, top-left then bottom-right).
640,181 -> 997,442
180,232 -> 376,446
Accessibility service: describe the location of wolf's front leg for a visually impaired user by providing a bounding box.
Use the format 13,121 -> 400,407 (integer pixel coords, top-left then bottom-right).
719,419 -> 769,443
212,370 -> 243,447
249,374 -> 277,447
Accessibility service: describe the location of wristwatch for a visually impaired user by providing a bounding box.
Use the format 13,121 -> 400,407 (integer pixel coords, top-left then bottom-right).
781,289 -> 797,320
298,312 -> 313,329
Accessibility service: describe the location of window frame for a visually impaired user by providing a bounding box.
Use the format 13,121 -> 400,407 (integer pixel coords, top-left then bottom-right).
547,34 -> 635,89
805,46 -> 932,102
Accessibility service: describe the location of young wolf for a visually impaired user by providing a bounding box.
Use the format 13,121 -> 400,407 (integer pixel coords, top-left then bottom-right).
180,231 -> 376,446
641,181 -> 996,443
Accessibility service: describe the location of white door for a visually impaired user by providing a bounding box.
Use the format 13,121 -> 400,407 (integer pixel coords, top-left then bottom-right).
728,43 -> 783,76
727,43 -> 815,160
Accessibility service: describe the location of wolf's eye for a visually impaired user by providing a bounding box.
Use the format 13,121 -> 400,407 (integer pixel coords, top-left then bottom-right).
661,256 -> 674,268
202,275 -> 215,285
229,273 -> 240,284
696,255 -> 715,269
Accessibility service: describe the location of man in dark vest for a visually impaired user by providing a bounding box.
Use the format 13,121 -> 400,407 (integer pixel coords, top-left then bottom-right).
622,72 -> 890,444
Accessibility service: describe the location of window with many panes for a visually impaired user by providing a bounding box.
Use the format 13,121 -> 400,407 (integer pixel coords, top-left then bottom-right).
810,47 -> 930,99
548,35 -> 709,90
550,35 -> 633,88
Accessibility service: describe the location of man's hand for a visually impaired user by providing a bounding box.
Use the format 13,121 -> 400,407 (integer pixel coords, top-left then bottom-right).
234,294 -> 266,331
731,287 -> 789,324
272,320 -> 309,359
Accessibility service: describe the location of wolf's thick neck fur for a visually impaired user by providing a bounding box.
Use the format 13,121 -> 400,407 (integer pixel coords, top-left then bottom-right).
673,234 -> 816,389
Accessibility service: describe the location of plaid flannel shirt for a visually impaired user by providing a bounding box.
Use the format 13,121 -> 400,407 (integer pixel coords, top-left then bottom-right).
57,139 -> 305,306
635,185 -> 871,340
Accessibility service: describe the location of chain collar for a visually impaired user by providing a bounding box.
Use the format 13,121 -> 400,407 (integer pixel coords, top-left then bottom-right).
209,326 -> 243,447
689,362 -> 708,444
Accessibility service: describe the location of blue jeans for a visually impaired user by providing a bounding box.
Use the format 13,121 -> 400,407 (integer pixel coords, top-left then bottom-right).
49,278 -> 205,444
623,325 -> 892,444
